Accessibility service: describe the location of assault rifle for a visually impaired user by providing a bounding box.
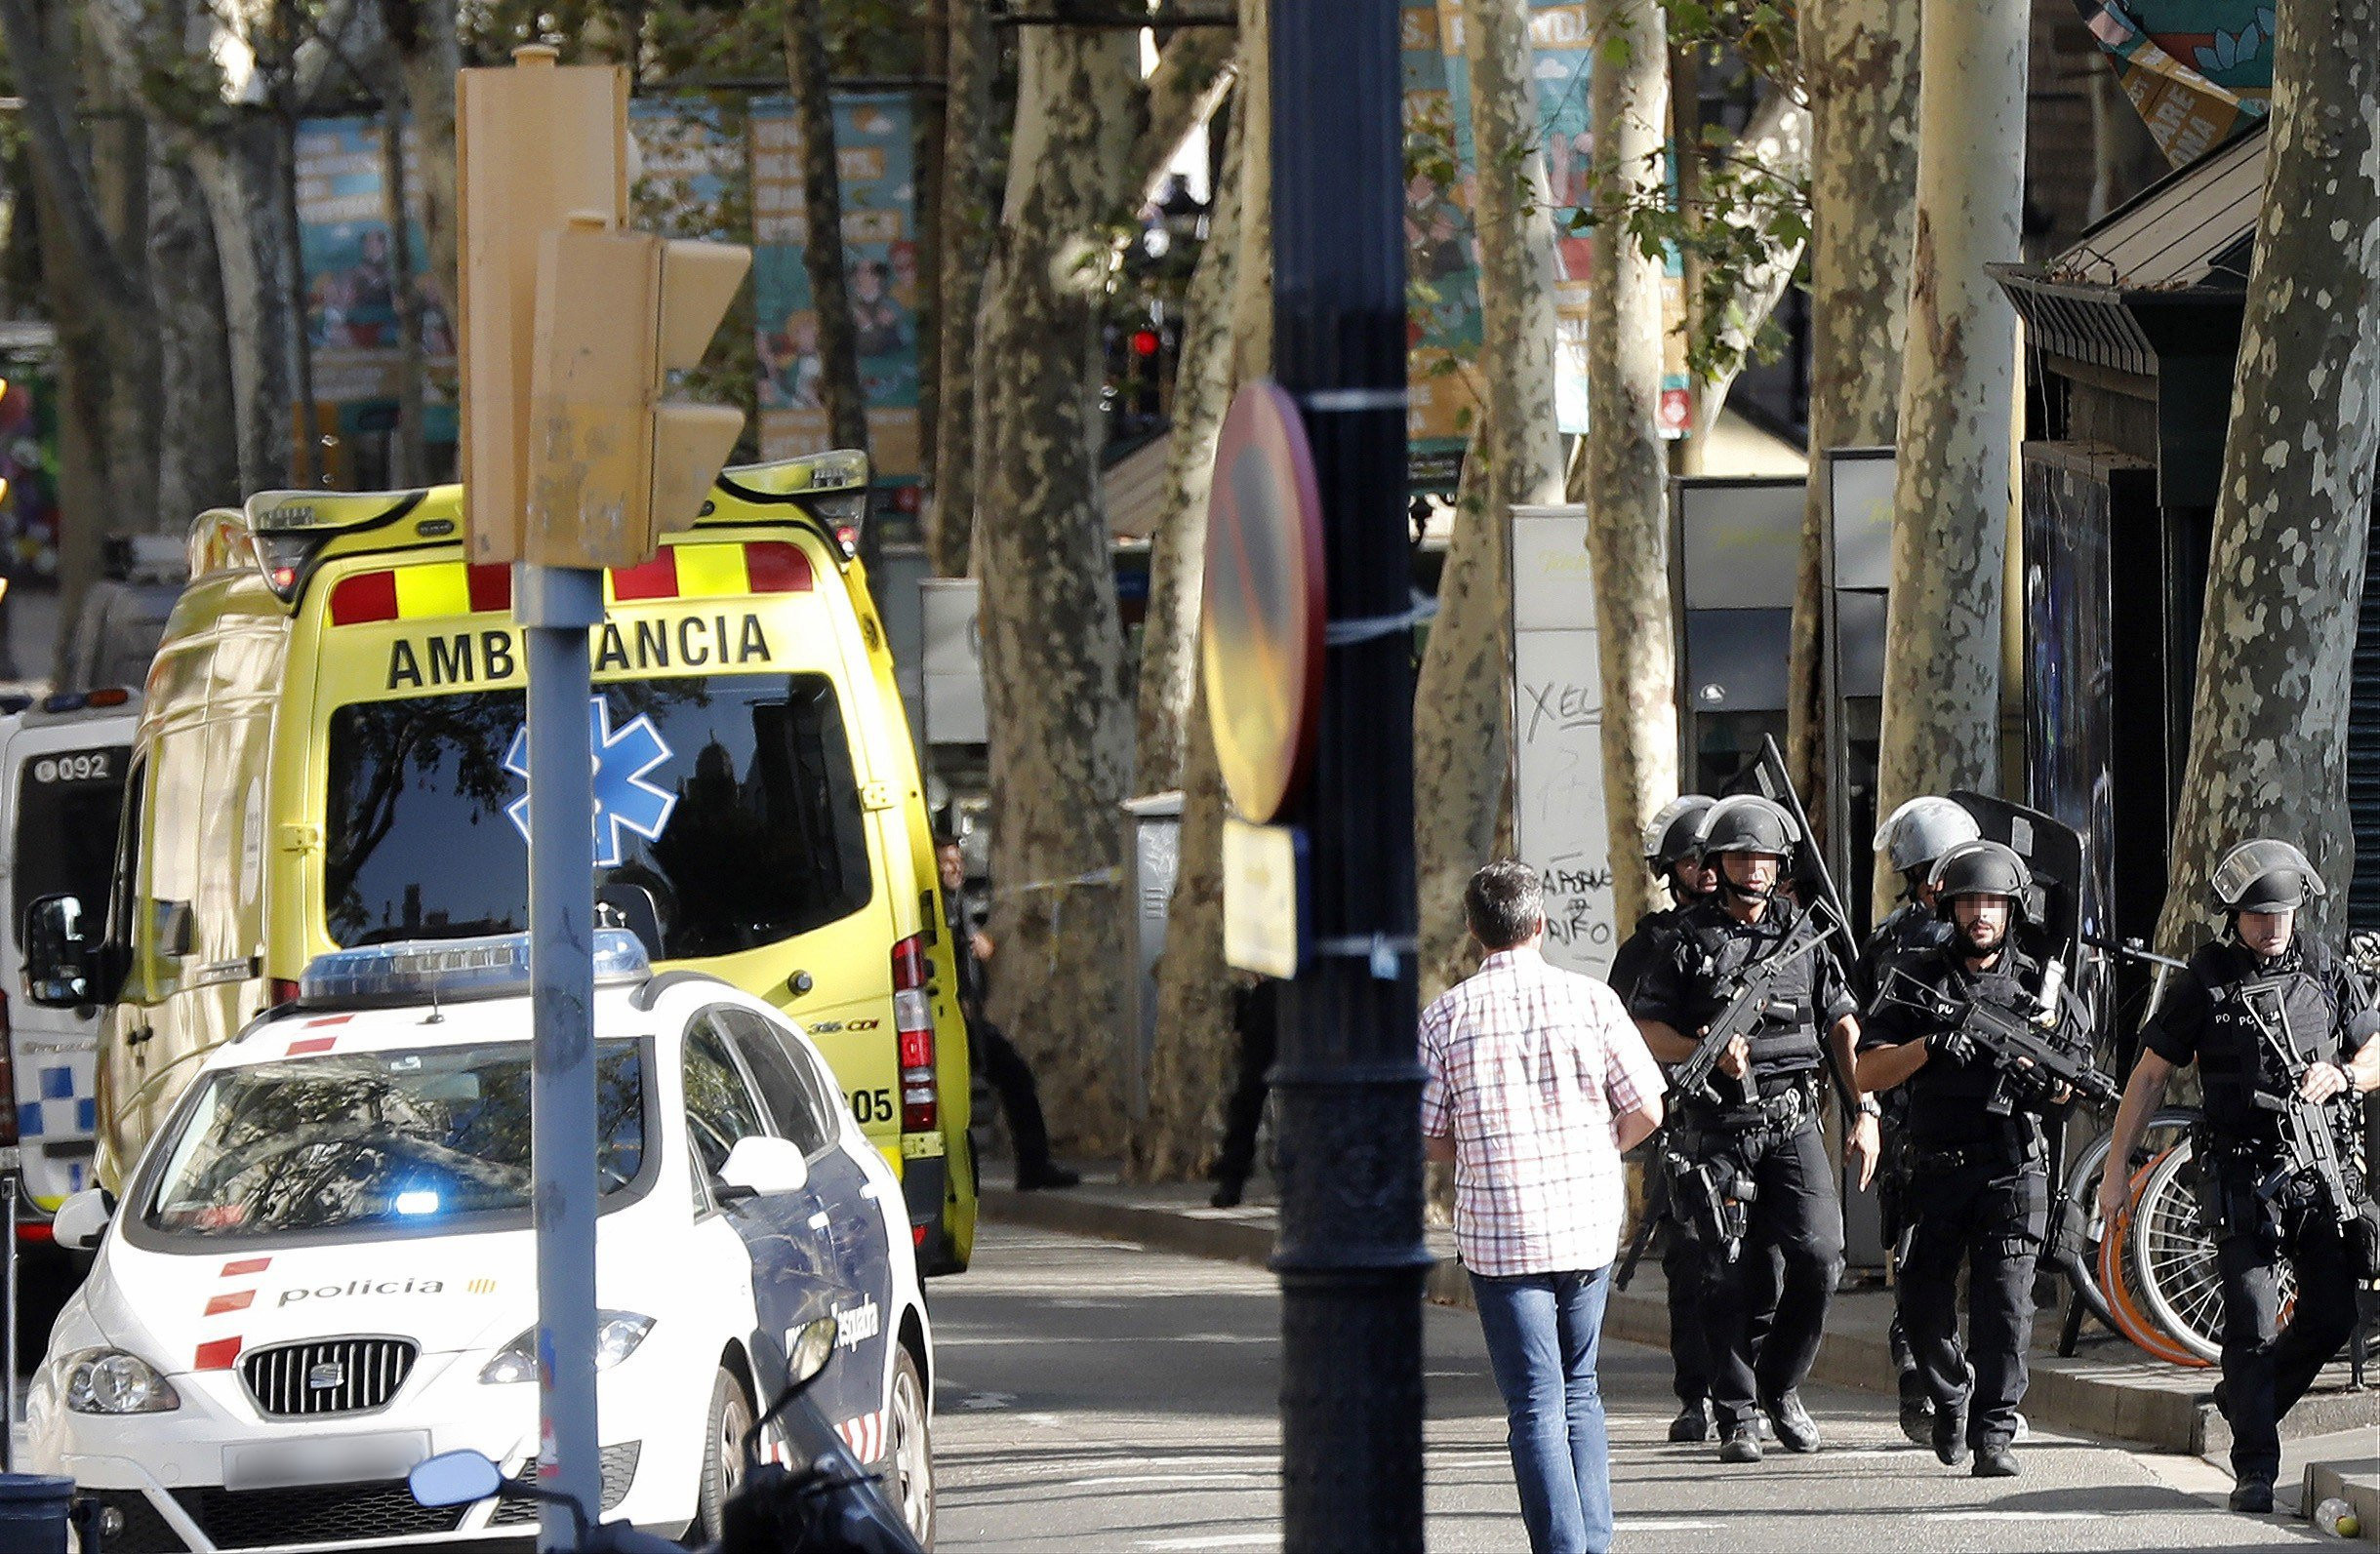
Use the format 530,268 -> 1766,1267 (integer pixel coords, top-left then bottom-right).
2239,980 -> 2367,1231
1668,905 -> 1838,1109
2080,933 -> 2189,972
1881,969 -> 2118,1115
1614,1158 -> 1670,1290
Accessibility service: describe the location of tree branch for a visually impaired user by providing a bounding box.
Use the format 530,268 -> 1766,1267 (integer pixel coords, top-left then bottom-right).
0,0 -> 148,316
1129,27 -> 1238,207
1696,85 -> 1810,434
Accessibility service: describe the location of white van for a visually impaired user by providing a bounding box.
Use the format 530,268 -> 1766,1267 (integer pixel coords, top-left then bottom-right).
0,689 -> 141,1220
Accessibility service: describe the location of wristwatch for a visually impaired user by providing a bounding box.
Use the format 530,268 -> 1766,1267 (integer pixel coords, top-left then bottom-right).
1855,1096 -> 1881,1119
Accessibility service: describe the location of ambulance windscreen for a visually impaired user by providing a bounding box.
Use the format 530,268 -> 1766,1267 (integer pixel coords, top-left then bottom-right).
320,676 -> 873,956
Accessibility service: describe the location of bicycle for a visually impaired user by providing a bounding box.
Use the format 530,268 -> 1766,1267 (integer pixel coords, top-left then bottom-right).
2125,1135 -> 2300,1364
2042,1105 -> 2202,1356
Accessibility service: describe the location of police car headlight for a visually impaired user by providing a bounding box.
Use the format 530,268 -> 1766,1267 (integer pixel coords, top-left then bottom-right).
479,1312 -> 654,1384
61,1348 -> 181,1415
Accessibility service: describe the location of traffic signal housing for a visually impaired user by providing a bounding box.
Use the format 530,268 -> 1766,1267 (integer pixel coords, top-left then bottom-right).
456,46 -> 627,564
523,217 -> 750,569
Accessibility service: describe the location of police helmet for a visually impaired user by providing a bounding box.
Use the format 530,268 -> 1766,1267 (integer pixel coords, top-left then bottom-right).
1697,794 -> 1797,857
1928,839 -> 2034,920
1641,795 -> 1715,871
2210,839 -> 2325,913
1873,795 -> 1982,876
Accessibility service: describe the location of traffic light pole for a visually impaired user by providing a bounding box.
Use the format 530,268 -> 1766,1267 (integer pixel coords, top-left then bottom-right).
521,562 -> 606,1545
1270,0 -> 1427,1546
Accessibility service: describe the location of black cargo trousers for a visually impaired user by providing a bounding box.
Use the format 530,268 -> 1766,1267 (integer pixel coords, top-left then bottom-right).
1896,1152 -> 2047,1451
2210,1179 -> 2363,1486
1677,1111 -> 1845,1432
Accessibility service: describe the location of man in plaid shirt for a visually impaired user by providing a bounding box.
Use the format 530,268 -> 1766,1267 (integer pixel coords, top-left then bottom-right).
1421,860 -> 1666,1554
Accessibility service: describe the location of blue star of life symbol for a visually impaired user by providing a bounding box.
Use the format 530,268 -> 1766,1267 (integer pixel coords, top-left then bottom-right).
505,697 -> 680,868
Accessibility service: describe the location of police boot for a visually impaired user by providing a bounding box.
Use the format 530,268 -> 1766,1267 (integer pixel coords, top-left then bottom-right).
1897,1374 -> 1932,1447
1669,1400 -> 1712,1444
1717,1422 -> 1762,1464
1760,1391 -> 1821,1454
2227,1478 -> 2275,1514
1931,1400 -> 1969,1467
1971,1445 -> 2020,1479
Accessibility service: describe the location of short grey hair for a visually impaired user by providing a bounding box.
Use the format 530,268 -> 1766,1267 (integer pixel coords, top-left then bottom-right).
1465,859 -> 1543,951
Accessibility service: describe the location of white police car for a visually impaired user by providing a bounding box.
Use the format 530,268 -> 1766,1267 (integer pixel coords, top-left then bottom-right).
27,932 -> 935,1552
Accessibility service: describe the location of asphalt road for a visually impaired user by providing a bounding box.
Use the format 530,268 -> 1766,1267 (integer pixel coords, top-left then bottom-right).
928,1222 -> 2328,1553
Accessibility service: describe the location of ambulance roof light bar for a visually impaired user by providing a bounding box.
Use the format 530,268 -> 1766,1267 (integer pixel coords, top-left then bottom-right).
710,449 -> 869,558
244,490 -> 431,604
295,930 -> 651,1011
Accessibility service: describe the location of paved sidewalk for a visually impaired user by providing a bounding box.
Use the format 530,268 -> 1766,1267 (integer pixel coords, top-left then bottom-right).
978,1165 -> 2380,1533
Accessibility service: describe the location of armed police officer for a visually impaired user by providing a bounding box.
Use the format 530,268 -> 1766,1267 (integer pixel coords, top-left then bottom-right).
1856,841 -> 2090,1479
1610,796 -> 1715,1002
1860,798 -> 1980,1003
1630,794 -> 1880,1463
1862,796 -> 1982,1443
2099,841 -> 2380,1513
1609,796 -> 1729,1444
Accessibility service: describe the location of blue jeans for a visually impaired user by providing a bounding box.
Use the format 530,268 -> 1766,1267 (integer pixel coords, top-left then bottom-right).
1470,1265 -> 1614,1554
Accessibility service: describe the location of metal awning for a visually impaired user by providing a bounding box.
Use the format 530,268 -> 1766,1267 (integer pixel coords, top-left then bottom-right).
1990,121 -> 2265,379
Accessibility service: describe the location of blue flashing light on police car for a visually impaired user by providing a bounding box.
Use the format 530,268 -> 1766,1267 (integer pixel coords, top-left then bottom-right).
27,925 -> 939,1545
294,929 -> 653,1008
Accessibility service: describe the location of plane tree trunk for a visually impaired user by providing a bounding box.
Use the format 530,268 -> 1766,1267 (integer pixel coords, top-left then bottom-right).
1413,0 -> 1562,998
2155,0 -> 2380,949
1870,0 -> 2027,913
1582,0 -> 1676,932
1785,0 -> 1920,827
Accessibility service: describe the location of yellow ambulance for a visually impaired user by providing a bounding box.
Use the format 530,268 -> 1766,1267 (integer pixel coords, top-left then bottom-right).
34,451 -> 978,1273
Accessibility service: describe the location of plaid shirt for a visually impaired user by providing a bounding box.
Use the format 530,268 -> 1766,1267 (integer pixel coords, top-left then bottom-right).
1419,946 -> 1664,1276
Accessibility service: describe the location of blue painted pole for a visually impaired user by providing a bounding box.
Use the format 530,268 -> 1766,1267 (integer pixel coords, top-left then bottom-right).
518,562 -> 604,1546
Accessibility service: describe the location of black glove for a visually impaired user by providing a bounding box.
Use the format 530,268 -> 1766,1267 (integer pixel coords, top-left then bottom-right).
1926,1026 -> 1978,1067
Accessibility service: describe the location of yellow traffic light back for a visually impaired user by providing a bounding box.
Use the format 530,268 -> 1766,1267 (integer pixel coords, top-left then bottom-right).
522,219 -> 749,570
456,46 -> 628,565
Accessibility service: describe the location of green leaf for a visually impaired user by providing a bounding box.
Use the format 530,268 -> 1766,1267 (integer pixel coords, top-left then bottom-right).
1600,32 -> 1634,68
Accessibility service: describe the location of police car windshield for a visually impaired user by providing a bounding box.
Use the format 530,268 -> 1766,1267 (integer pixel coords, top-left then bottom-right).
12,745 -> 129,932
321,677 -> 873,956
143,1041 -> 644,1240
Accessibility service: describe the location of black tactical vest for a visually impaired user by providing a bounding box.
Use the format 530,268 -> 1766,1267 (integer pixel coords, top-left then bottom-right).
1894,949 -> 2055,1153
1678,899 -> 1829,1086
1857,900 -> 1953,1007
2184,939 -> 2346,1149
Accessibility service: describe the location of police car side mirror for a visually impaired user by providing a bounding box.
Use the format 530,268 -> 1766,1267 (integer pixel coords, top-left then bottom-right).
717,1136 -> 810,1200
24,895 -> 93,1009
408,1449 -> 504,1509
52,1186 -> 113,1253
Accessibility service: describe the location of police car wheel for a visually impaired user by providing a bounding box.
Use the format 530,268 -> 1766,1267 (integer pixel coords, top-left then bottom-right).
887,1346 -> 935,1547
698,1364 -> 754,1542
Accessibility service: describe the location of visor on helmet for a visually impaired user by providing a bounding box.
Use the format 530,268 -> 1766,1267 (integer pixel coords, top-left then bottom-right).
2211,839 -> 2324,912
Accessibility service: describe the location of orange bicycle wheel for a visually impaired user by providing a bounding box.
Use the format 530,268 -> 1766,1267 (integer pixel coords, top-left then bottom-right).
2099,1152 -> 2214,1369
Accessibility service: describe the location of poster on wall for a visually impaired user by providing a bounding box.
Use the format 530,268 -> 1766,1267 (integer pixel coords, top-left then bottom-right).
632,97 -> 745,241
2072,0 -> 2272,166
295,117 -> 455,409
0,368 -> 60,578
1510,502 -> 1618,977
1402,0 -> 1486,493
750,93 -> 922,487
1430,0 -> 1692,453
